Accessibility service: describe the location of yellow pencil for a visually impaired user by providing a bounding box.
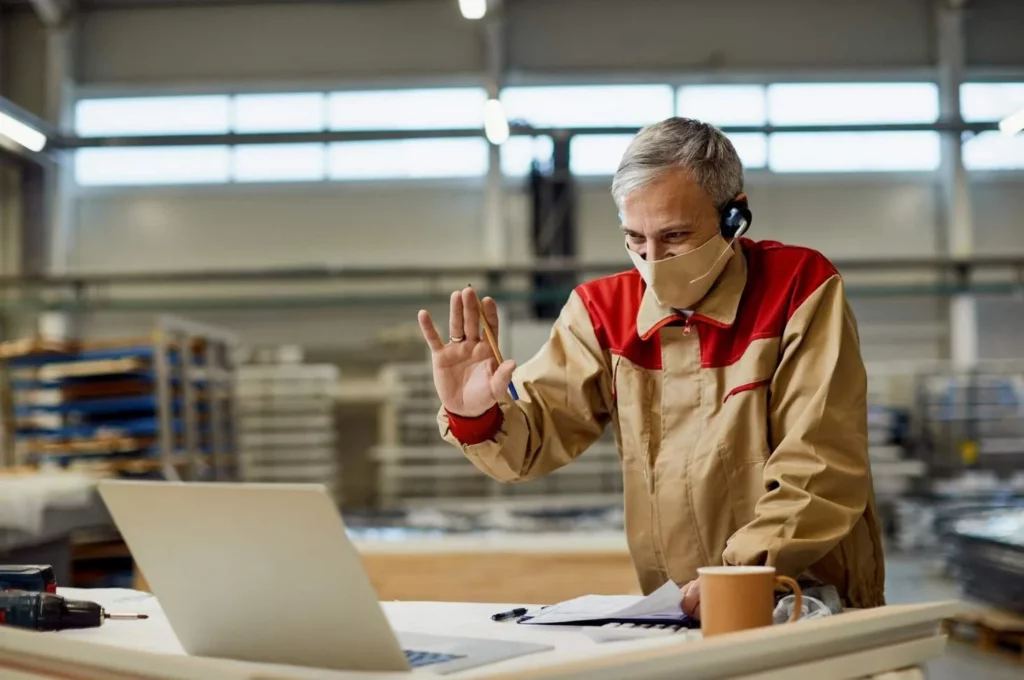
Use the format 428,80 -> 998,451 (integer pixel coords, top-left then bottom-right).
473,286 -> 520,400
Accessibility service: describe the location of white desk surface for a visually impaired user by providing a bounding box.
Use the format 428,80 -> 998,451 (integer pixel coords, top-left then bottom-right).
54,587 -> 681,678
48,588 -> 951,680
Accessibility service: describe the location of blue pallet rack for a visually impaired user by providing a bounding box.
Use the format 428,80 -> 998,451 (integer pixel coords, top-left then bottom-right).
2,316 -> 240,480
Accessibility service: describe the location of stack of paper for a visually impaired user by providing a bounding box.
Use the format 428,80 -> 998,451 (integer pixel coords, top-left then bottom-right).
520,581 -> 694,627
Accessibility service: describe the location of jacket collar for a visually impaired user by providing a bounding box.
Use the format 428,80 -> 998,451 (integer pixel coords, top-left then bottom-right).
636,241 -> 748,341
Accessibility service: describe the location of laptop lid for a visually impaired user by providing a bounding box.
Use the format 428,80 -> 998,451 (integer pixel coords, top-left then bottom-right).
97,480 -> 410,673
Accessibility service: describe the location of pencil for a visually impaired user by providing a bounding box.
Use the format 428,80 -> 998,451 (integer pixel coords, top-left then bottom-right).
475,289 -> 520,401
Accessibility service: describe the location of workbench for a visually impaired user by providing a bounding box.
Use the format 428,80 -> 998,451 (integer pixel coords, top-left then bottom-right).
0,588 -> 958,680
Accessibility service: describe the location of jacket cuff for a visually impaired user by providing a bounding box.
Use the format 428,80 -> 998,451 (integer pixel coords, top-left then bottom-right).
446,404 -> 503,445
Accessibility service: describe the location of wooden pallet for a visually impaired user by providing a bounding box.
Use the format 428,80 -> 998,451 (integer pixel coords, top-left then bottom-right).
943,608 -> 1024,663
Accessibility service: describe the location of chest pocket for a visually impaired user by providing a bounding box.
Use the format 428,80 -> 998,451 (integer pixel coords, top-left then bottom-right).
705,337 -> 781,464
611,354 -> 659,468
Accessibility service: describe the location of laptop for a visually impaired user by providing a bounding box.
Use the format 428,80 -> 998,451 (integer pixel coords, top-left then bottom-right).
97,481 -> 551,674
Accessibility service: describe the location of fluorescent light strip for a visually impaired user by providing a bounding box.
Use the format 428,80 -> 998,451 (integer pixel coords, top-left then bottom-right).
459,0 -> 486,20
483,99 -> 509,145
999,107 -> 1024,136
0,111 -> 47,152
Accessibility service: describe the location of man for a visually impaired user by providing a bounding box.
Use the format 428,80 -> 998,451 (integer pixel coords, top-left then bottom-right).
417,117 -> 885,615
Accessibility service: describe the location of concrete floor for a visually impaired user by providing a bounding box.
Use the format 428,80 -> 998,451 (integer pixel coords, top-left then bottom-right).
884,553 -> 1021,679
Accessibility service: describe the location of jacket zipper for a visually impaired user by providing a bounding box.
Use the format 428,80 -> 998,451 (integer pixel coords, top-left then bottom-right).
647,334 -> 668,576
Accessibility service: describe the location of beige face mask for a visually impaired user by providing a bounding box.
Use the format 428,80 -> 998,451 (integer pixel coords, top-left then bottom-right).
626,234 -> 735,310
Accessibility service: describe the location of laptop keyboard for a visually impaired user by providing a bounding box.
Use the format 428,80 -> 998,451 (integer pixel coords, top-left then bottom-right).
404,649 -> 465,668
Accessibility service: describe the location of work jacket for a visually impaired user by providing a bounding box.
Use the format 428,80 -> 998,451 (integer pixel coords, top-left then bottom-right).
439,238 -> 886,608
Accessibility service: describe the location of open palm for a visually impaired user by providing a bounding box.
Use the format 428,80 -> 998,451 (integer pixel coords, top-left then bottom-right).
417,288 -> 516,417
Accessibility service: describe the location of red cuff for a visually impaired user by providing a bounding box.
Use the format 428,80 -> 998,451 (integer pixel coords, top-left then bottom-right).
446,404 -> 503,445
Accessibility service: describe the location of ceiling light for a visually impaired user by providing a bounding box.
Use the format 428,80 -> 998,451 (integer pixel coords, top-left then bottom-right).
0,110 -> 47,152
459,0 -> 486,20
483,99 -> 509,145
999,107 -> 1024,136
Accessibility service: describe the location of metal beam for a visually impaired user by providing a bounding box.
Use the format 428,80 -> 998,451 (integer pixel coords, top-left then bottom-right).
54,121 -> 1001,150
0,255 -> 1021,289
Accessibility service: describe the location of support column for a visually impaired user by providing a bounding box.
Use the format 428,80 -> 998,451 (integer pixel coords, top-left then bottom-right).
481,0 -> 506,266
31,4 -> 80,340
936,0 -> 977,369
43,12 -> 77,277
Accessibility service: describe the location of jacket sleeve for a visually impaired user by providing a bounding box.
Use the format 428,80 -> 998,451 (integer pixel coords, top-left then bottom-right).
722,273 -> 871,577
436,290 -> 613,482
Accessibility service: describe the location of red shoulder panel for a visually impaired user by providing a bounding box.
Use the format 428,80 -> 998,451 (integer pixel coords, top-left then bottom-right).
699,239 -> 840,368
575,270 -> 662,370
573,240 -> 839,372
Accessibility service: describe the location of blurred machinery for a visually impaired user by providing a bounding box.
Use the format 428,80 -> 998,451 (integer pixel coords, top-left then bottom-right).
916,367 -> 1024,476
948,507 -> 1024,615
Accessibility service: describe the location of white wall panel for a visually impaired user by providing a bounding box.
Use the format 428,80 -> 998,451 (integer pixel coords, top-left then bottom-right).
506,0 -> 933,74
78,2 -> 482,86
965,0 -> 1024,68
3,10 -> 47,118
971,178 -> 1024,255
70,183 -> 485,273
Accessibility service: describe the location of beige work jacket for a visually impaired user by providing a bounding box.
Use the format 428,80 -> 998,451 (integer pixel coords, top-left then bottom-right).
439,239 -> 886,608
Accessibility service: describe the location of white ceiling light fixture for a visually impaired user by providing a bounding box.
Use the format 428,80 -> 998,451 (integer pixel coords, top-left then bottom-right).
459,0 -> 487,20
483,98 -> 509,145
0,110 -> 47,152
999,107 -> 1024,136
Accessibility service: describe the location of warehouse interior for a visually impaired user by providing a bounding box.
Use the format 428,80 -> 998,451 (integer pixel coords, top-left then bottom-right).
0,0 -> 1023,677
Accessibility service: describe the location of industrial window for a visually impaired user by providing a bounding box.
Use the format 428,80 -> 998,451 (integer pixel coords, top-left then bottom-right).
501,136 -> 554,176
233,144 -> 327,182
328,88 -> 487,130
328,138 -> 488,180
960,83 -> 1024,123
501,85 -> 674,129
74,146 -> 232,186
568,135 -> 633,176
767,83 -> 939,125
75,96 -> 231,137
677,85 -> 767,126
233,93 -> 326,133
769,132 -> 941,173
963,131 -> 1024,171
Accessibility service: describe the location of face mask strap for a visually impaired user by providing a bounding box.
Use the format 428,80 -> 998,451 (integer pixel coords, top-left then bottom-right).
685,236 -> 736,286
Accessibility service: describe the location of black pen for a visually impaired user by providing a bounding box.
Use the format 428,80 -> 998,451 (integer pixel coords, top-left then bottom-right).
491,607 -> 528,622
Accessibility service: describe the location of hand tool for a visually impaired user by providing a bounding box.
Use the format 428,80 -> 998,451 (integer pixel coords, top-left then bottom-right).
0,591 -> 148,631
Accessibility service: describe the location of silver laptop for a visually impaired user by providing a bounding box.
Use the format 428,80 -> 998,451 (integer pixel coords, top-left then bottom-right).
97,481 -> 550,674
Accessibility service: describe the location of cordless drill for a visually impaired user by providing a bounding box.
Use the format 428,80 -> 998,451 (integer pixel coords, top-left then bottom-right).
0,591 -> 148,631
0,565 -> 147,631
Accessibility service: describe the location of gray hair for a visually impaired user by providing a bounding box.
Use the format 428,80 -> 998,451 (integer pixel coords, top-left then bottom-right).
611,117 -> 744,208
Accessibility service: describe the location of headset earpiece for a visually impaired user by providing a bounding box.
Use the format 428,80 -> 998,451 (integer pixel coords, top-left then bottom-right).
720,200 -> 753,240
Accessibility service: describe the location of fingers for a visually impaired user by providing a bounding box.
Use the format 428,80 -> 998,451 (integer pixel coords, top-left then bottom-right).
448,291 -> 464,342
417,310 -> 444,352
680,579 -> 701,620
489,360 -> 517,401
481,296 -> 500,339
462,287 -> 481,342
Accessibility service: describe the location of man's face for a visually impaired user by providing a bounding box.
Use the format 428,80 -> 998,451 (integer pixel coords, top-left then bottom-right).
620,168 -> 721,262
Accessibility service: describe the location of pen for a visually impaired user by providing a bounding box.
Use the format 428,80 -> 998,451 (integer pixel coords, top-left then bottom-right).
491,607 -> 528,622
471,284 -> 520,401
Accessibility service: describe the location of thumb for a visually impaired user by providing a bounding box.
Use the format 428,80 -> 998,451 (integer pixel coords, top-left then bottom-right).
489,359 -> 517,401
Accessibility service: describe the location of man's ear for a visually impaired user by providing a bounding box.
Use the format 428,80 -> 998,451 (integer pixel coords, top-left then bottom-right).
734,192 -> 748,205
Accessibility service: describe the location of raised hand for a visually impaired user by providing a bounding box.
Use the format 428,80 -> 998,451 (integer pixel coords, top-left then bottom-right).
417,287 -> 516,417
